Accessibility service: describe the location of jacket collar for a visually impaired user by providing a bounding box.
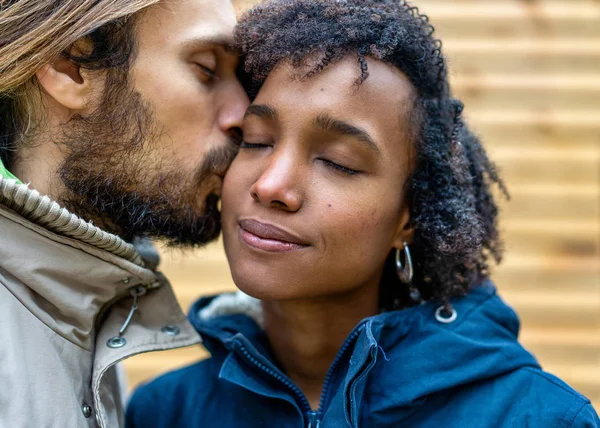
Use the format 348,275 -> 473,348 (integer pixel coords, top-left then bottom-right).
0,177 -> 160,350
189,283 -> 540,412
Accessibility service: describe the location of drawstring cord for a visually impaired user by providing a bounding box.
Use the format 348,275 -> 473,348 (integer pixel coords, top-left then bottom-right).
118,286 -> 146,336
106,286 -> 147,349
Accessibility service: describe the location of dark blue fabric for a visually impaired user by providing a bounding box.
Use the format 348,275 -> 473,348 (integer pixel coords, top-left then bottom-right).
126,282 -> 599,427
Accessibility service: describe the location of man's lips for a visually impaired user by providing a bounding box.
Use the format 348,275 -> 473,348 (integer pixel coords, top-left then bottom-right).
239,218 -> 308,252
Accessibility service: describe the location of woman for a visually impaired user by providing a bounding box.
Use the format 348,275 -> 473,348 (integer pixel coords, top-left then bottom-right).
127,1 -> 599,426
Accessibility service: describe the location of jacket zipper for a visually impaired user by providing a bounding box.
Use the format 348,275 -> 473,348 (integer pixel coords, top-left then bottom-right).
235,322 -> 366,427
235,343 -> 313,414
307,410 -> 321,428
315,325 -> 365,417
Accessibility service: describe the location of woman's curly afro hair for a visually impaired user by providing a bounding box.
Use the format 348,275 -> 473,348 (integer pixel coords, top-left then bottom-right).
235,0 -> 509,310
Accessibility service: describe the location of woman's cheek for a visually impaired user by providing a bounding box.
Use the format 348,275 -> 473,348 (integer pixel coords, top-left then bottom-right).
325,202 -> 383,246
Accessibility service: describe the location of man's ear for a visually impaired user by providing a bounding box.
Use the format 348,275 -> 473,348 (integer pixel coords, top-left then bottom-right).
392,204 -> 414,249
35,57 -> 91,111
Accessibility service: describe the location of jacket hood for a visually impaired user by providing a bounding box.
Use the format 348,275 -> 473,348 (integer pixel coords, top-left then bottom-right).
189,282 -> 540,406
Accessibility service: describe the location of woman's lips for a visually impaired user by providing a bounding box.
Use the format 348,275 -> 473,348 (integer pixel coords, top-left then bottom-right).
239,219 -> 308,253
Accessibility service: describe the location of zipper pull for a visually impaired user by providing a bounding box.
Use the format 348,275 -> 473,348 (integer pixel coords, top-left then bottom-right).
307,411 -> 320,428
106,286 -> 147,349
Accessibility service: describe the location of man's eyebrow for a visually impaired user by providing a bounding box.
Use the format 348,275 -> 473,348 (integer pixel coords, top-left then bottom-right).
314,114 -> 380,154
182,36 -> 236,54
244,104 -> 279,121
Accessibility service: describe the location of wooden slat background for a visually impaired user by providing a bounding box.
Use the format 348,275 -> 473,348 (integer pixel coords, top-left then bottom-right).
124,0 -> 600,409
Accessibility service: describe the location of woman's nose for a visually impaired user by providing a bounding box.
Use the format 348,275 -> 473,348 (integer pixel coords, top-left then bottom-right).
249,152 -> 303,212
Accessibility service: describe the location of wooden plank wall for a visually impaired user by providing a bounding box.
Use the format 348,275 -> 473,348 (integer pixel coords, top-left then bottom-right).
124,0 -> 600,408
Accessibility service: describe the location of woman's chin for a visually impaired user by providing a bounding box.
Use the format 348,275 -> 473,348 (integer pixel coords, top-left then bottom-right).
231,272 -> 309,302
233,280 -> 289,302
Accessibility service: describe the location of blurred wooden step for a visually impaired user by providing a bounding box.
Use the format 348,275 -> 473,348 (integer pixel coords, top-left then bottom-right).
467,109 -> 600,128
503,292 -> 599,329
492,154 -> 599,186
521,327 -> 600,366
455,74 -> 600,91
447,48 -> 600,75
422,2 -> 600,39
502,252 -> 598,272
490,146 -> 599,161
507,183 -> 597,197
503,229 -> 598,259
453,74 -> 600,110
502,289 -> 600,312
445,38 -> 600,55
520,327 -> 600,347
500,186 -> 598,221
420,1 -> 599,19
477,123 -> 600,151
495,268 -> 599,294
434,18 -> 600,40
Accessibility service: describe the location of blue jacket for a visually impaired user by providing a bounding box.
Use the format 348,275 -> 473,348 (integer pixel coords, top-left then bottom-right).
126,283 -> 599,427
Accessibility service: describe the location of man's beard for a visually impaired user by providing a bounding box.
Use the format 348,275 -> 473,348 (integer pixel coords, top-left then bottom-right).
56,75 -> 238,247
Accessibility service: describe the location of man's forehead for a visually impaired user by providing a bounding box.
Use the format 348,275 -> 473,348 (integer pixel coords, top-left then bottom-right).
145,0 -> 237,44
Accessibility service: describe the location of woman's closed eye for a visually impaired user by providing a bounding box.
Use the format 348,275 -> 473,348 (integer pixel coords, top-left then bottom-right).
318,158 -> 360,176
240,142 -> 361,176
240,141 -> 272,149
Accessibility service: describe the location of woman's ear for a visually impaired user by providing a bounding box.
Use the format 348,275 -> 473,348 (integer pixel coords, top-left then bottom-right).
392,204 -> 414,248
35,56 -> 92,111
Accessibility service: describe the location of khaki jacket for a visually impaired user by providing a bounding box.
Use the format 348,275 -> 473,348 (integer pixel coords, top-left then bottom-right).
0,178 -> 202,428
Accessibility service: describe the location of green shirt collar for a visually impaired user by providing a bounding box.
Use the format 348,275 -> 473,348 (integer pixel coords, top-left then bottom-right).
0,158 -> 22,184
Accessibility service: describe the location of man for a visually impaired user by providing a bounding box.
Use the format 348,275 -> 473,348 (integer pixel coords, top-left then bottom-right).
0,0 -> 248,427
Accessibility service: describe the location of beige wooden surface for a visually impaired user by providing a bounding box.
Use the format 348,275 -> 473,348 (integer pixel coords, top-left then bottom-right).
124,0 -> 600,409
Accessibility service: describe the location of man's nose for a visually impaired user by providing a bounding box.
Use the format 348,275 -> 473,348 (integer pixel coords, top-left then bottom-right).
218,79 -> 250,139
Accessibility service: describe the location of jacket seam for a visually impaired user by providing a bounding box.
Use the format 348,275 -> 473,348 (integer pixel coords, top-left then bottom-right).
521,367 -> 591,403
451,288 -> 497,329
567,401 -> 591,428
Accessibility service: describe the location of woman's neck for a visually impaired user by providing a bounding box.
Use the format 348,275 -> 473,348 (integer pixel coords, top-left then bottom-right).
262,285 -> 379,409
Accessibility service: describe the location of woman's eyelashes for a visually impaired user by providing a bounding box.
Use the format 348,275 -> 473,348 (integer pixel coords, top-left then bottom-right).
240,141 -> 271,149
240,141 -> 360,176
318,158 -> 360,175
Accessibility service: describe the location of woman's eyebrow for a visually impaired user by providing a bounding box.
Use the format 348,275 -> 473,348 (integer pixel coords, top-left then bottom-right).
314,113 -> 380,154
244,104 -> 279,121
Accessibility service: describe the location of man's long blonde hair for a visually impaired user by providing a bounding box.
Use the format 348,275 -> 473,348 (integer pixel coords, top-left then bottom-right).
0,0 -> 159,167
0,0 -> 159,93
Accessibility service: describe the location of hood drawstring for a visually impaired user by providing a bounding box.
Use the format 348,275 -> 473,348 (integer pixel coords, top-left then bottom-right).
107,286 -> 147,348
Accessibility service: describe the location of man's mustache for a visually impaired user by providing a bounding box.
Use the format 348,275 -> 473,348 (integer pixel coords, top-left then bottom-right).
195,138 -> 240,185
